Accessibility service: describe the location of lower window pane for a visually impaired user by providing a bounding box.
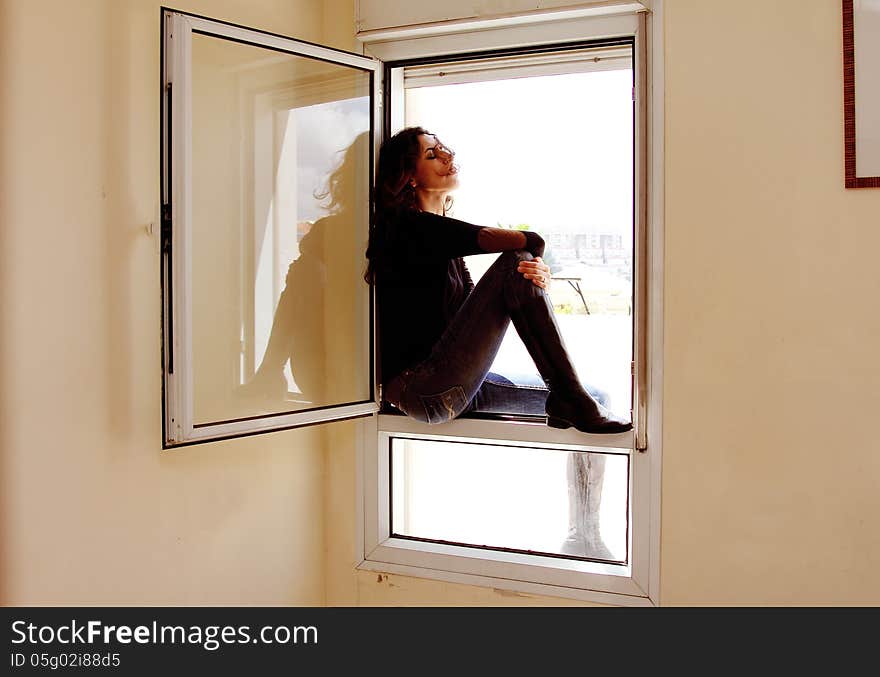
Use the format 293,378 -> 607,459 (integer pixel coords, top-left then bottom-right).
391,437 -> 629,562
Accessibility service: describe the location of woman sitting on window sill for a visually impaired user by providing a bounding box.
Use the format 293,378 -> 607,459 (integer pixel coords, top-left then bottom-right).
366,126 -> 631,434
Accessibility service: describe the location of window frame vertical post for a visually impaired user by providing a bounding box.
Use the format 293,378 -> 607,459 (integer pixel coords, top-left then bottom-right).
163,11 -> 194,445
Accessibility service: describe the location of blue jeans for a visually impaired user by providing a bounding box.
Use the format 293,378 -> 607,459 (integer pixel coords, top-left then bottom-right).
468,371 -> 609,417
384,250 -> 609,424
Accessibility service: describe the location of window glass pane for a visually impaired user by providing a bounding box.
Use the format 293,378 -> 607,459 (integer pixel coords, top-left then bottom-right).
391,437 -> 629,562
404,61 -> 633,418
191,33 -> 371,425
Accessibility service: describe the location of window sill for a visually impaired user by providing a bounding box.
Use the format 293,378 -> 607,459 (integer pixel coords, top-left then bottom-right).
377,413 -> 635,450
355,559 -> 653,607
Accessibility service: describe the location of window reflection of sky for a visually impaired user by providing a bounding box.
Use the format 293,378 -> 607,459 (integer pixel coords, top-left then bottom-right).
294,96 -> 370,224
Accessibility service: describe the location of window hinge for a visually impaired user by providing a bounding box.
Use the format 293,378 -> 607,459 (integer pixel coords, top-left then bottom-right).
161,202 -> 174,374
161,203 -> 173,252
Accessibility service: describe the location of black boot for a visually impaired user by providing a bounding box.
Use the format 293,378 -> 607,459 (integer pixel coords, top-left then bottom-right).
508,270 -> 633,435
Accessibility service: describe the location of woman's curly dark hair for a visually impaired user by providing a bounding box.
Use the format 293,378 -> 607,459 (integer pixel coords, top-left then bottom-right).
364,127 -> 453,283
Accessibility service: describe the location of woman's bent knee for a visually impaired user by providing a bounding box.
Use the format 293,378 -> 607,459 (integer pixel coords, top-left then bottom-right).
495,250 -> 542,297
494,249 -> 534,274
497,249 -> 533,263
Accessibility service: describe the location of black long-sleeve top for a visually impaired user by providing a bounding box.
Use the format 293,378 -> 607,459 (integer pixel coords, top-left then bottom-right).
374,209 -> 545,384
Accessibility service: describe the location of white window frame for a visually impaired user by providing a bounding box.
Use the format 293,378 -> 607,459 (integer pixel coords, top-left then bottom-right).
355,4 -> 664,606
161,10 -> 383,448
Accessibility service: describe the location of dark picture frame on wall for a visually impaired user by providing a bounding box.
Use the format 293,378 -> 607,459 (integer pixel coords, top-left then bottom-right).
843,0 -> 880,188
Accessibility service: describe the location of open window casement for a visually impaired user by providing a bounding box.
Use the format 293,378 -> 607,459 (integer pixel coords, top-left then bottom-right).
161,10 -> 381,447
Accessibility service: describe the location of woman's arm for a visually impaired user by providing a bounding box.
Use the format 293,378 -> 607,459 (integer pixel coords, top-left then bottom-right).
478,229 -> 550,289
408,212 -> 551,288
410,211 -> 545,258
477,228 -> 545,258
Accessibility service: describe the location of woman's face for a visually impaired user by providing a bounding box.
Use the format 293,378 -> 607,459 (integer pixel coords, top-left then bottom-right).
412,134 -> 458,194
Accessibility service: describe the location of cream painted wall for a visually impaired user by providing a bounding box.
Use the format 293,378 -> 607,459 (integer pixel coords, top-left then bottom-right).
662,0 -> 880,605
0,0 -> 356,605
328,0 -> 880,606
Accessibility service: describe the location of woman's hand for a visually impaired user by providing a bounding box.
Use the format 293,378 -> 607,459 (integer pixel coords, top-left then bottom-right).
517,257 -> 552,290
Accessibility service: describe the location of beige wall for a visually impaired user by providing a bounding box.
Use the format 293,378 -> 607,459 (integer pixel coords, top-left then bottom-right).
662,0 -> 880,605
3,0 -> 878,607
329,0 -> 880,606
0,0 -> 355,605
